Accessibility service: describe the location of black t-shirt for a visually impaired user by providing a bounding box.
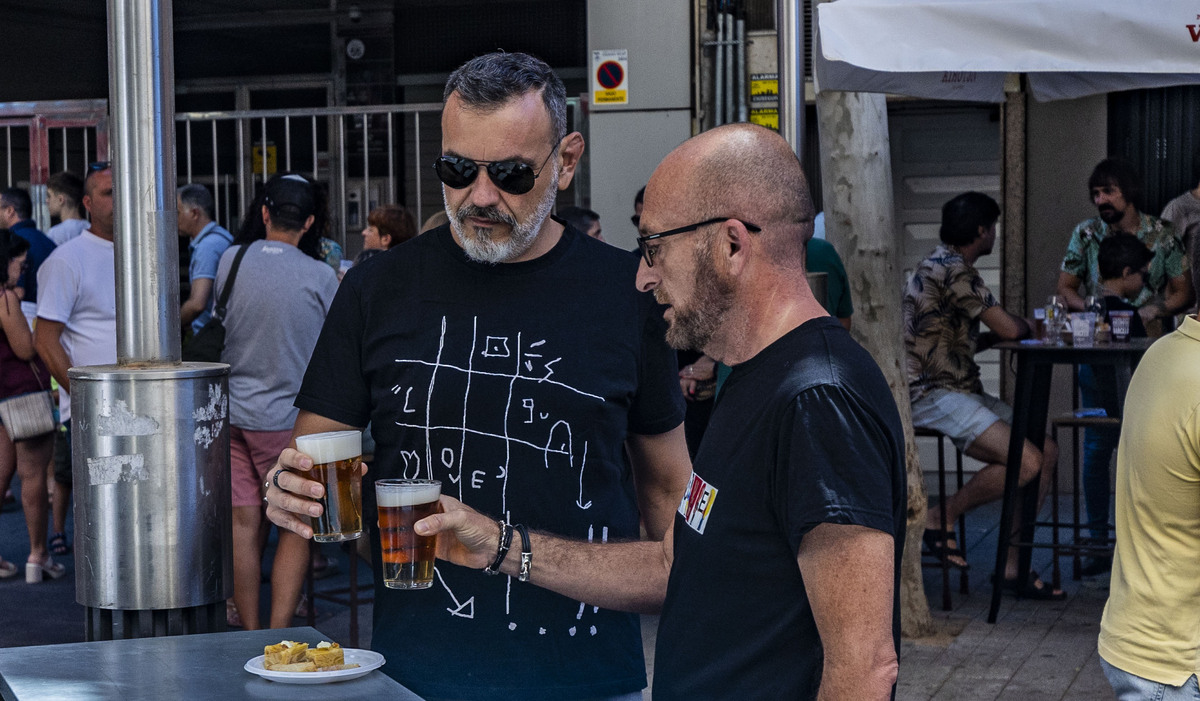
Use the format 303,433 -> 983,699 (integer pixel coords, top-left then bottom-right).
654,317 -> 906,700
296,222 -> 684,700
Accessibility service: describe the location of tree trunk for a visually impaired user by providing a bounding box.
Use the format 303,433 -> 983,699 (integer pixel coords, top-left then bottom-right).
815,89 -> 935,638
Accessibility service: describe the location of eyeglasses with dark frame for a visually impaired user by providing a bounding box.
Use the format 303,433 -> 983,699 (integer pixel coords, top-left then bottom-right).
636,217 -> 761,267
432,145 -> 558,196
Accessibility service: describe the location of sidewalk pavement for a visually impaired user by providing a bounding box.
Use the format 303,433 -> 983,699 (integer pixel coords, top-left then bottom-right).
1,486 -> 1113,700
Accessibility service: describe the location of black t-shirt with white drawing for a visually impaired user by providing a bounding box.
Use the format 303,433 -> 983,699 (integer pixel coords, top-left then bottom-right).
297,222 -> 684,700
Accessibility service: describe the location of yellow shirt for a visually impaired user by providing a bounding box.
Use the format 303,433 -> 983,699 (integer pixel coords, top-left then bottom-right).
1098,315 -> 1200,685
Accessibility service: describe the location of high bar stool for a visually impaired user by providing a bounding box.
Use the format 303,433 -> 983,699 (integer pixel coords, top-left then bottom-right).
1043,412 -> 1120,590
306,538 -> 374,648
914,426 -> 969,611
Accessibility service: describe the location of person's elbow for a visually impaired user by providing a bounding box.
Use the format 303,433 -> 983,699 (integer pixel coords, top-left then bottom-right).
823,642 -> 898,700
180,301 -> 200,325
872,646 -> 900,697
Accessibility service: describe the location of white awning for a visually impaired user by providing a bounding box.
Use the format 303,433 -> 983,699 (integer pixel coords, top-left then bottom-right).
815,0 -> 1200,102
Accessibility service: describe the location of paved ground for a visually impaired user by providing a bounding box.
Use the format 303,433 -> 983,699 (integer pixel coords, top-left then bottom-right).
900,500 -> 1115,701
0,487 -> 1113,700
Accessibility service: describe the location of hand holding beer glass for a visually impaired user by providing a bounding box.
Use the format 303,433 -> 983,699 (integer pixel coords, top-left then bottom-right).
376,479 -> 442,589
293,431 -> 364,542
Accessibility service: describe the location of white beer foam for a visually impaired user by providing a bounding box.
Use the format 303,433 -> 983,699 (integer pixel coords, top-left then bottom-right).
377,482 -> 441,507
295,430 -> 361,464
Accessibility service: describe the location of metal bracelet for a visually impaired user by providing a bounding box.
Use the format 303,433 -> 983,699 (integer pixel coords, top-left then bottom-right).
483,520 -> 513,575
513,524 -> 532,582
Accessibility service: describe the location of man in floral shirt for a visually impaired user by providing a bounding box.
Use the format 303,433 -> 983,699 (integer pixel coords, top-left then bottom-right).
1057,158 -> 1191,323
1056,158 -> 1193,577
904,192 -> 1062,599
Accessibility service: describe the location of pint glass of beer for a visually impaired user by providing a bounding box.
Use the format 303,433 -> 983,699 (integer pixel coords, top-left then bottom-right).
294,430 -> 363,543
376,479 -> 441,589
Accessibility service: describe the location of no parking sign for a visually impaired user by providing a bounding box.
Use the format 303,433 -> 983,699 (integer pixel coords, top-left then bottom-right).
591,49 -> 628,105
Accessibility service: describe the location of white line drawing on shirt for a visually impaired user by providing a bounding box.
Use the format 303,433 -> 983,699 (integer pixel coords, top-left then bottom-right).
390,315 -> 615,634
576,525 -> 608,620
436,567 -> 475,619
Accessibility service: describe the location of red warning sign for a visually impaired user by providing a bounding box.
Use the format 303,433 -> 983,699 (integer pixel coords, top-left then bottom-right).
591,49 -> 628,105
597,61 -> 624,90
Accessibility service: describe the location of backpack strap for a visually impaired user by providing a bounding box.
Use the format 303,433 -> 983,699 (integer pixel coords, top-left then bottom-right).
212,243 -> 251,321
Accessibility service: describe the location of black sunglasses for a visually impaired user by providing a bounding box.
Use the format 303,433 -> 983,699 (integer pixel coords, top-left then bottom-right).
636,217 -> 761,267
88,161 -> 111,172
432,145 -> 558,196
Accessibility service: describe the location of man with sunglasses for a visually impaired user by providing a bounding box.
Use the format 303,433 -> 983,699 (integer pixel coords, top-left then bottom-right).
410,123 -> 907,700
265,52 -> 688,701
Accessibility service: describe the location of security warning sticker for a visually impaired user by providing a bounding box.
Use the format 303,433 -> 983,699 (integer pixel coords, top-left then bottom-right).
592,49 -> 628,105
750,72 -> 779,97
678,471 -> 718,534
750,108 -> 779,131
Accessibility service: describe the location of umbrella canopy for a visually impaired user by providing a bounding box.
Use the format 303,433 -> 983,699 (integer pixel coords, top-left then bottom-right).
815,0 -> 1200,101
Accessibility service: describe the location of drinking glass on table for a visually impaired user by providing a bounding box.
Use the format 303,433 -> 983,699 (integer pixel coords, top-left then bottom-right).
294,430 -> 364,542
1043,295 -> 1067,343
376,479 -> 442,589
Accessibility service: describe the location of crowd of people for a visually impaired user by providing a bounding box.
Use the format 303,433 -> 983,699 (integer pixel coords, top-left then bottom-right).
1,48 -> 1199,700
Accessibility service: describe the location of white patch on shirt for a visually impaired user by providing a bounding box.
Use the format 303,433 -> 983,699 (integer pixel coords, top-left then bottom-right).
678,471 -> 718,535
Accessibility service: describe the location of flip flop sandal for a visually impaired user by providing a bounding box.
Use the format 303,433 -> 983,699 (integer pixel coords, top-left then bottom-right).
922,527 -> 970,570
997,570 -> 1066,601
49,533 -> 71,556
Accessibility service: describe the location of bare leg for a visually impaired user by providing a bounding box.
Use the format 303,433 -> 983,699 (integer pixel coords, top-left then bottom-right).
269,530 -> 310,629
17,433 -> 54,563
232,504 -> 264,630
926,420 -> 1058,582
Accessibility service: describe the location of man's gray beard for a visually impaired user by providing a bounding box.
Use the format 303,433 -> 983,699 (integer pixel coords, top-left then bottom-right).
661,241 -> 735,351
444,170 -> 559,264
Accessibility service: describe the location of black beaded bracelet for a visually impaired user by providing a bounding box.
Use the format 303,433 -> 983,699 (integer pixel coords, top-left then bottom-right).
484,520 -> 513,576
513,523 -> 532,582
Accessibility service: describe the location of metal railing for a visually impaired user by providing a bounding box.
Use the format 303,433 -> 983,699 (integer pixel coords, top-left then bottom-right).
1,97 -> 588,257
176,98 -> 587,255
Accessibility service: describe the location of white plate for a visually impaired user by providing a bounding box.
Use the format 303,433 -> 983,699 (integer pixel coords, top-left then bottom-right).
244,648 -> 385,684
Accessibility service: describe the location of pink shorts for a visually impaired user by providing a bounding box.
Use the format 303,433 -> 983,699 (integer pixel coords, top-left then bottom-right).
230,426 -> 293,507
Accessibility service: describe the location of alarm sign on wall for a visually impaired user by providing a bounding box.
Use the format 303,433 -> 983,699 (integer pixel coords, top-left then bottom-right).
591,49 -> 628,105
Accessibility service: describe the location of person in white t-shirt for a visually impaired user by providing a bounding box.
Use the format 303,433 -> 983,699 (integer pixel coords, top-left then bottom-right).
46,171 -> 89,247
34,162 -> 117,556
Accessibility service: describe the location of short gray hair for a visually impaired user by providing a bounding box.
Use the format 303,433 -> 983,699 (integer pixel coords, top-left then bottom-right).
178,183 -> 215,221
443,52 -> 567,144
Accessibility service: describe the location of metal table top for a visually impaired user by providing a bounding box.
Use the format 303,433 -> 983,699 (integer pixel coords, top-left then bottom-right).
0,627 -> 423,701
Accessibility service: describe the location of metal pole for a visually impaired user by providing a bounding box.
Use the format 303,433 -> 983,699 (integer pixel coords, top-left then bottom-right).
737,14 -> 748,123
414,112 -> 422,225
724,9 -> 735,124
107,0 -> 181,363
714,9 -> 725,127
776,0 -> 806,160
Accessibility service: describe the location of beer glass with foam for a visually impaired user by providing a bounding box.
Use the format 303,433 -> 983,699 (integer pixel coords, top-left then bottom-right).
375,479 -> 441,589
294,430 -> 364,542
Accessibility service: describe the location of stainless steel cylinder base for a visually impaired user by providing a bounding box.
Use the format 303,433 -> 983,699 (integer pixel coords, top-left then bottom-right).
70,363 -> 231,612
85,602 -> 226,641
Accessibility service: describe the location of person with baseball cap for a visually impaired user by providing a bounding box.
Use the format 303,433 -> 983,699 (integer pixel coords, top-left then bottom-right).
217,173 -> 340,630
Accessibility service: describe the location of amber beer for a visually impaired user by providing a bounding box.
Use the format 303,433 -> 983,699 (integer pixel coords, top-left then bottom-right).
295,431 -> 363,542
376,479 -> 441,589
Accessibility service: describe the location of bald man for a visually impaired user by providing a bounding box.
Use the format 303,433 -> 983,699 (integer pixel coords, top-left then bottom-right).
414,123 -> 907,700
